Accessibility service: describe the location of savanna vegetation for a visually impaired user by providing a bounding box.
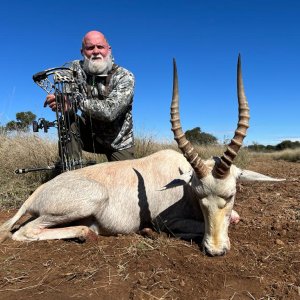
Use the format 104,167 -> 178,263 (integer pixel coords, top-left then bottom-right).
0,129 -> 250,209
0,111 -> 298,208
247,140 -> 300,162
247,140 -> 300,152
1,111 -> 36,132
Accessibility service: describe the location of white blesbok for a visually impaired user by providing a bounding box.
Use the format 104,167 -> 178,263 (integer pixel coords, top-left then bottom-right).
0,56 -> 284,256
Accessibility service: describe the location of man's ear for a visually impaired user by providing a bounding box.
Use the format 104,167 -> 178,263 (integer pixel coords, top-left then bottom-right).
158,170 -> 193,190
80,48 -> 83,56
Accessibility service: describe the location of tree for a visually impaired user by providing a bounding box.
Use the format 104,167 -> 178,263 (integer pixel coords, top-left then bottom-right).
185,127 -> 218,145
276,140 -> 300,151
5,111 -> 36,132
247,142 -> 266,152
247,140 -> 300,152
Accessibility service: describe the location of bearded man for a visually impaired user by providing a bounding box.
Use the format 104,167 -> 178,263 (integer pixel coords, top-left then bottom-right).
45,30 -> 135,161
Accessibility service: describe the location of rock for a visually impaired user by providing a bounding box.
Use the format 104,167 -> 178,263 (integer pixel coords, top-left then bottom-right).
275,239 -> 285,246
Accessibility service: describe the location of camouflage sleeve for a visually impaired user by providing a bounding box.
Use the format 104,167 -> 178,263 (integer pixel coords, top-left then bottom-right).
81,69 -> 135,122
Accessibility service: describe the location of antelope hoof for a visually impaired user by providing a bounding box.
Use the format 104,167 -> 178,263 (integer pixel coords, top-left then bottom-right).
85,229 -> 99,243
138,227 -> 160,239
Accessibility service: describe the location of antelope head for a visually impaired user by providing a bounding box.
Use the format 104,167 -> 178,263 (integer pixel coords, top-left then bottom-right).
170,55 -> 284,256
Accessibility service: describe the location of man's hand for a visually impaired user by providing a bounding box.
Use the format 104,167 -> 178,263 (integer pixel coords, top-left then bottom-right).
44,94 -> 70,112
44,94 -> 56,111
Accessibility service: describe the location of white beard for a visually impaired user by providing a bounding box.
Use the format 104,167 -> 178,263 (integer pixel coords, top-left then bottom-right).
82,54 -> 113,75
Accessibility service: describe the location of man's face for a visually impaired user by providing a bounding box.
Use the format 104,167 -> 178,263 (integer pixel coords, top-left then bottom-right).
82,33 -> 110,59
81,32 -> 112,75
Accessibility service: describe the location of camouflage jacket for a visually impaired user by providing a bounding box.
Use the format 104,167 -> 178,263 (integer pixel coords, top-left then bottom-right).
66,60 -> 135,151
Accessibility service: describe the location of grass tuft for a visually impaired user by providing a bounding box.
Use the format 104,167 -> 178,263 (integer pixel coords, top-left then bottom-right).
249,148 -> 300,163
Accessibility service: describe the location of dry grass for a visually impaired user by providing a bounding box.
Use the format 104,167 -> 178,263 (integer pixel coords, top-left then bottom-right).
266,148 -> 300,162
0,133 -> 58,208
249,148 -> 300,163
0,132 -> 109,208
0,131 -> 251,209
134,133 -> 251,169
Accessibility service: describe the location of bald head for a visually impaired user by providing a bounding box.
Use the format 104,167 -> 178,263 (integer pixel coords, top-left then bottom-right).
81,31 -> 111,59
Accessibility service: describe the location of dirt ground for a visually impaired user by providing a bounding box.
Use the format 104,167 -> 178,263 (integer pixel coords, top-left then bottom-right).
0,157 -> 299,300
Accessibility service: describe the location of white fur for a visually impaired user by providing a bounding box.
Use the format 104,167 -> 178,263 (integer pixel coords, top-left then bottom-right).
0,149 -> 283,256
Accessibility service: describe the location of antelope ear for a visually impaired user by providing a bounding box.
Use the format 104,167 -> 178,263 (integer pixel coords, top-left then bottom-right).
159,170 -> 193,190
238,169 -> 285,182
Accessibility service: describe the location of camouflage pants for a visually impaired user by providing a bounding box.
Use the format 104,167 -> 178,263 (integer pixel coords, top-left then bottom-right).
60,118 -> 134,162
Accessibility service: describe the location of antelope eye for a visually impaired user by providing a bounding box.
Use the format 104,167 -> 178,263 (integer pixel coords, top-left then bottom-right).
225,194 -> 234,202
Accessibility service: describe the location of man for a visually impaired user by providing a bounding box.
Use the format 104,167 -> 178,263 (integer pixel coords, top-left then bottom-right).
45,30 -> 135,161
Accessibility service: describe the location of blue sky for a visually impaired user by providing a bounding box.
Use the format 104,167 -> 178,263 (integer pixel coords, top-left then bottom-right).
0,0 -> 299,145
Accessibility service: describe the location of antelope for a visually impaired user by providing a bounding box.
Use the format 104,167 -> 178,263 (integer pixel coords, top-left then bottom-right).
0,56 -> 284,256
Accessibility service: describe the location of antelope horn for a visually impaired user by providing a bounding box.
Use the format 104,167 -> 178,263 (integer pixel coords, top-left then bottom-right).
170,59 -> 209,179
213,54 -> 250,179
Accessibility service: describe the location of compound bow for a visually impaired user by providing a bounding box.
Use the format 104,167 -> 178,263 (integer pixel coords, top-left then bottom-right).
15,66 -> 96,174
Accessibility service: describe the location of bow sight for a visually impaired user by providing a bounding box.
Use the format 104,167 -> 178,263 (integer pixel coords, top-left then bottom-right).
15,66 -> 96,174
32,118 -> 56,133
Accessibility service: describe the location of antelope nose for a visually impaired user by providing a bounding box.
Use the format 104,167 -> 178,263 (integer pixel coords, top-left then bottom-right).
204,246 -> 227,257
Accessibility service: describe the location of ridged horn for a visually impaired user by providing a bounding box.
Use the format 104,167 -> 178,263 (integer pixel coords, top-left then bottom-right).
170,59 -> 209,179
213,54 -> 250,179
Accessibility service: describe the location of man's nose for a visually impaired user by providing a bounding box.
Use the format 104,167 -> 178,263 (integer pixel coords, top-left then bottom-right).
92,48 -> 101,55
